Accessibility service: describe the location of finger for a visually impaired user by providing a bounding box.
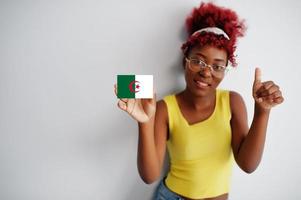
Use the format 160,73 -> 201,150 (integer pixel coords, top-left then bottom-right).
268,91 -> 283,100
115,84 -> 131,102
114,84 -> 117,96
262,90 -> 282,102
254,67 -> 261,84
262,90 -> 283,103
258,84 -> 279,97
114,84 -> 131,103
270,90 -> 282,99
256,81 -> 274,97
264,96 -> 275,103
256,97 -> 263,103
120,98 -> 129,103
266,96 -> 284,105
273,96 -> 284,104
147,93 -> 156,109
117,100 -> 127,111
129,99 -> 136,115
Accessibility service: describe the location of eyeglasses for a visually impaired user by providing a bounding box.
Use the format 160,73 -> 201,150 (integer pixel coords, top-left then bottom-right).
185,57 -> 228,77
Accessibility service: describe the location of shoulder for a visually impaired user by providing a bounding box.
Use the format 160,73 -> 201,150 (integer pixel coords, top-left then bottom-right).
229,90 -> 246,115
229,90 -> 244,103
156,93 -> 176,124
158,94 -> 175,112
156,99 -> 168,123
156,99 -> 167,111
155,99 -> 170,139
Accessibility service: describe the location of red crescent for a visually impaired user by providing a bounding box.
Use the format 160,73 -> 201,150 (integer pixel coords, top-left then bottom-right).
128,80 -> 140,93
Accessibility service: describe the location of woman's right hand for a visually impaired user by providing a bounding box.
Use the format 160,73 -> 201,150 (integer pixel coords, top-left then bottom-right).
114,84 -> 156,123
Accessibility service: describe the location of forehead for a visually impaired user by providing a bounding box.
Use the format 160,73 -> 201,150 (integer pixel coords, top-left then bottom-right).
189,45 -> 227,61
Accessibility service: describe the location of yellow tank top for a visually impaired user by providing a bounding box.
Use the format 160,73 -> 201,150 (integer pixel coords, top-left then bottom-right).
163,89 -> 234,199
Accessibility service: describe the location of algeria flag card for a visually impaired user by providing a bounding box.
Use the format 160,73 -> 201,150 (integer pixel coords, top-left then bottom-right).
117,75 -> 153,99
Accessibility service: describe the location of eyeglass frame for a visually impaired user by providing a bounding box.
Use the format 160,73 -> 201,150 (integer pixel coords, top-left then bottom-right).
185,57 -> 230,77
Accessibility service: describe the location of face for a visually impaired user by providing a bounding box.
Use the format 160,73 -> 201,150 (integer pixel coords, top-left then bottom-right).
184,44 -> 228,97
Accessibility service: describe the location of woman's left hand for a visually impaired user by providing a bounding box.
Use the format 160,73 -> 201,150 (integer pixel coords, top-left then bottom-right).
252,67 -> 284,111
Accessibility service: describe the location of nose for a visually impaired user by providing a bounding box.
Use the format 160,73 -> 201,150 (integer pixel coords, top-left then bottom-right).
198,66 -> 212,77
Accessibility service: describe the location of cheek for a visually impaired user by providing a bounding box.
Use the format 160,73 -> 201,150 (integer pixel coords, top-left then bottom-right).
184,68 -> 193,83
211,77 -> 224,87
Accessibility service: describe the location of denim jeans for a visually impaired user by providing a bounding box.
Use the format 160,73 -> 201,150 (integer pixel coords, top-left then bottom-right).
153,177 -> 184,200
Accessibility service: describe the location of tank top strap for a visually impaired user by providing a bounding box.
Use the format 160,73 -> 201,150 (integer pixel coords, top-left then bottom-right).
216,89 -> 232,121
163,94 -> 182,132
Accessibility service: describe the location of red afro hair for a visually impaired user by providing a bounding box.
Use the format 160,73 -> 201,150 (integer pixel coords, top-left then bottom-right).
181,2 -> 246,67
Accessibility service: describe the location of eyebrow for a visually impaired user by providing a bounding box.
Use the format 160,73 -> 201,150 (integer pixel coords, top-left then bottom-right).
195,53 -> 226,62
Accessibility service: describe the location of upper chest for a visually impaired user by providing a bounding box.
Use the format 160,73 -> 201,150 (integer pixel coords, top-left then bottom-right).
175,95 -> 216,126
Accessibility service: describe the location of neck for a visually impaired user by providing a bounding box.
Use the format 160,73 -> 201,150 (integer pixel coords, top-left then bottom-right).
181,88 -> 216,110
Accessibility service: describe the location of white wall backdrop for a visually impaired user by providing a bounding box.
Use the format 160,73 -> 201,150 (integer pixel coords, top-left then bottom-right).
1,0 -> 300,199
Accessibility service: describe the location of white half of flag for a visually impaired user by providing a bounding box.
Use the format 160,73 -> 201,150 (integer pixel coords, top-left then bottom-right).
135,75 -> 153,98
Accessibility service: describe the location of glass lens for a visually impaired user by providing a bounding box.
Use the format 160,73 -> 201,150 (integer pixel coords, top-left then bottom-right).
211,68 -> 225,77
189,59 -> 201,72
187,58 -> 226,77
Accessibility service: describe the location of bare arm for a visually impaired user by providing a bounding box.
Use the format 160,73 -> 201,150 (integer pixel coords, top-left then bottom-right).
230,92 -> 271,173
230,68 -> 284,173
137,100 -> 168,184
114,84 -> 168,184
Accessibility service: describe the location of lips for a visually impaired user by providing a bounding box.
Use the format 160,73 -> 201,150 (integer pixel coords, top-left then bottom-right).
194,79 -> 211,88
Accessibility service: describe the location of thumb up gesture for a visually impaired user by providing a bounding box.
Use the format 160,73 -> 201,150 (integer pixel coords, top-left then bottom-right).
252,68 -> 284,110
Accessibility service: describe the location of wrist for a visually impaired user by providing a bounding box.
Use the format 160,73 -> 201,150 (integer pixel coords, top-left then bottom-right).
254,102 -> 271,116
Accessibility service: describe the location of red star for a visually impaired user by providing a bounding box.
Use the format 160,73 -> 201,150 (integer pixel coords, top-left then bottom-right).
136,84 -> 140,89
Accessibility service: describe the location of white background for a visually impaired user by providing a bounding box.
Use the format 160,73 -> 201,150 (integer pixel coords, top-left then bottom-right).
0,0 -> 300,199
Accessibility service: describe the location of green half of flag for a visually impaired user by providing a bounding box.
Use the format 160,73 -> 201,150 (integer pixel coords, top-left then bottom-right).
117,75 -> 153,99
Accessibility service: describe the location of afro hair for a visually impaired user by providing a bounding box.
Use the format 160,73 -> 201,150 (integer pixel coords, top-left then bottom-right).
181,2 -> 246,67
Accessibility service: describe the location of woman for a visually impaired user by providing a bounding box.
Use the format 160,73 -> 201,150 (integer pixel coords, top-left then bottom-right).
115,2 -> 284,200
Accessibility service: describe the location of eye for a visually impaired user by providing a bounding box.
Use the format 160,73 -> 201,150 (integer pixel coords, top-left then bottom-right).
190,59 -> 199,64
190,59 -> 200,65
212,65 -> 225,71
189,58 -> 207,67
